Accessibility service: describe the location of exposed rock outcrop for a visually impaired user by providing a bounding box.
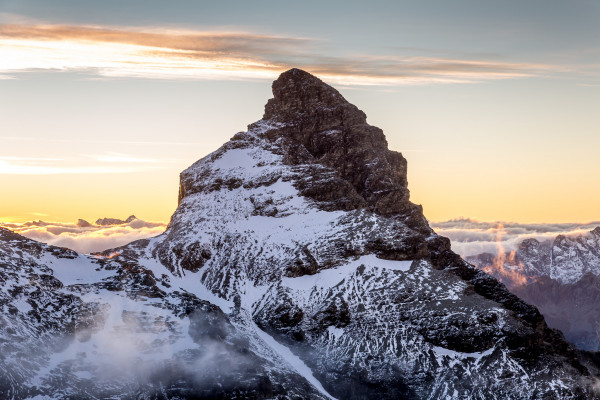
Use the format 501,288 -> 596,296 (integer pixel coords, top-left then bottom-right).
76,218 -> 92,227
95,215 -> 137,226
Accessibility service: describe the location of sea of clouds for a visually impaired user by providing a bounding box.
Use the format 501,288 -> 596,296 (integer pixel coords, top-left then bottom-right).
3,215 -> 600,259
0,217 -> 167,254
430,218 -> 600,257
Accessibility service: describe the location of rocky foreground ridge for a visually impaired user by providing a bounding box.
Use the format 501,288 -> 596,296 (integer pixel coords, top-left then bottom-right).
1,69 -> 600,399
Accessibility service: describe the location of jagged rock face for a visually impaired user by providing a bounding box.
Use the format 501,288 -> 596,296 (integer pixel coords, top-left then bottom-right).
181,68 -> 413,218
469,227 -> 600,351
95,215 -> 137,226
0,228 -> 327,399
2,69 -> 600,399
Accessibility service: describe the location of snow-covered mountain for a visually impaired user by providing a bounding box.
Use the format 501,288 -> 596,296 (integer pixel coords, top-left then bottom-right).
468,227 -> 600,286
1,68 -> 599,399
468,227 -> 600,352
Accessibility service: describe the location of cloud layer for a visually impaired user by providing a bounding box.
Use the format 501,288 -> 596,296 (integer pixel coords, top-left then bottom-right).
0,217 -> 166,253
431,218 -> 600,257
0,23 -> 553,85
4,214 -> 599,263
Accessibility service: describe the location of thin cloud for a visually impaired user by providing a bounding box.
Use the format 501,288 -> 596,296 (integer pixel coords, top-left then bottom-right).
90,152 -> 163,164
431,218 -> 600,257
0,23 -> 556,85
0,159 -> 162,175
28,212 -> 50,217
1,136 -> 205,146
0,156 -> 61,161
0,154 -> 167,175
0,136 -> 35,141
0,24 -> 311,54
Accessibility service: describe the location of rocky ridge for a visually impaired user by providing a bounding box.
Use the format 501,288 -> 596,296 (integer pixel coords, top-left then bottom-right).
95,215 -> 138,226
1,69 -> 599,399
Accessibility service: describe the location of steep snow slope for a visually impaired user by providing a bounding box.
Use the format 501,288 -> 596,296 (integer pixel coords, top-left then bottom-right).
0,227 -> 330,399
1,68 -> 599,399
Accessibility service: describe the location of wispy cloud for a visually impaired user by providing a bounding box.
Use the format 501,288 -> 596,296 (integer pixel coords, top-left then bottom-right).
0,161 -> 152,174
90,152 -> 163,164
0,156 -> 61,161
28,212 -> 50,217
432,218 -> 600,257
0,154 -> 165,174
0,136 -> 206,146
0,23 -> 556,85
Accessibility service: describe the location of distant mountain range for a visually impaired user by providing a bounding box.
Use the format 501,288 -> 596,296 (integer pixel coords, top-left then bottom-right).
468,227 -> 600,351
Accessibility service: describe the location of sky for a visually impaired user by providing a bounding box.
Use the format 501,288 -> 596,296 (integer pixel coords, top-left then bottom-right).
1,0 -> 599,226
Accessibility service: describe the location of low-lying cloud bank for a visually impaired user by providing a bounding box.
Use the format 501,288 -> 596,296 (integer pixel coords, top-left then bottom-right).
0,216 -> 166,253
431,218 -> 600,257
4,215 -> 598,259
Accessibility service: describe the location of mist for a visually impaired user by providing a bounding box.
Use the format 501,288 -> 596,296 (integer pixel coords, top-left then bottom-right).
23,290 -> 272,398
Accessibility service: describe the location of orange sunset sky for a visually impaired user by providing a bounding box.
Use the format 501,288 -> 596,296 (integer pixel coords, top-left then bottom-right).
1,0 -> 599,225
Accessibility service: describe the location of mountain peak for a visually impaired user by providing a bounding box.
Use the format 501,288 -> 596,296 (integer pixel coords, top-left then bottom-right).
246,68 -> 421,220
76,218 -> 92,227
263,68 -> 365,126
2,68 -> 598,399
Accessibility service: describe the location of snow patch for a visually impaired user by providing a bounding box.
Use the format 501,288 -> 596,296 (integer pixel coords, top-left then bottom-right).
432,345 -> 495,366
282,255 -> 414,291
40,254 -> 115,285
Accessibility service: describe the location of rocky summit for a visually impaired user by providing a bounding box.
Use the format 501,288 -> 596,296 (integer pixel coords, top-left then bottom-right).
1,68 -> 600,399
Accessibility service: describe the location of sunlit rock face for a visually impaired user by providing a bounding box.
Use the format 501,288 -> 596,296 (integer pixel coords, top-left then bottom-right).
469,227 -> 600,352
1,69 -> 599,399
